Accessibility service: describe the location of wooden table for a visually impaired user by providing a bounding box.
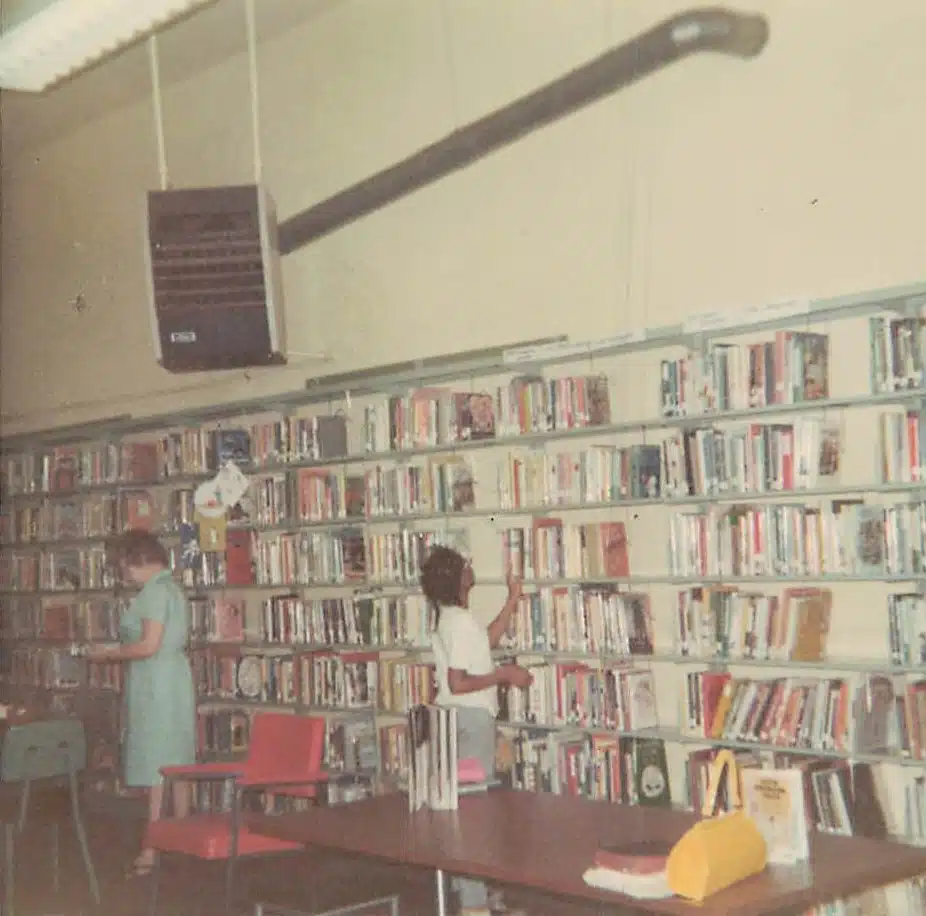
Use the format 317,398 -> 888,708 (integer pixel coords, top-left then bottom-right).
249,790 -> 926,916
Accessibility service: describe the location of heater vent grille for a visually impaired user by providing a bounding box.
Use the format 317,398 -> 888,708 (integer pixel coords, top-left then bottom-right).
144,185 -> 287,373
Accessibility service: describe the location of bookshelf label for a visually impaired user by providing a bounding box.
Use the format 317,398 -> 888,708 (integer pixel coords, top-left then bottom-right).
684,298 -> 811,334
503,329 -> 646,364
588,330 -> 646,351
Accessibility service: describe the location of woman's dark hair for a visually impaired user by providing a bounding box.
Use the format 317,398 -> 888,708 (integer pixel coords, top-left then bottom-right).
420,546 -> 467,627
107,529 -> 169,570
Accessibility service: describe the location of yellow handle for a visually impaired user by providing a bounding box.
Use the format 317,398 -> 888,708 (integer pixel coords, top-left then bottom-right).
701,749 -> 741,817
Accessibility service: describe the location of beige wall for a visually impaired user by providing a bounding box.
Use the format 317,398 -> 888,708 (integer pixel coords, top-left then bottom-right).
2,0 -> 924,435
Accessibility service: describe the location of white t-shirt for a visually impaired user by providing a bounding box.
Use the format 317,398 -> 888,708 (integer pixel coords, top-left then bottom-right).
432,606 -> 497,715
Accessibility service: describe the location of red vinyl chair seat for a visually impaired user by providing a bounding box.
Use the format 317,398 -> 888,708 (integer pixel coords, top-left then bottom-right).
147,713 -> 329,915
147,815 -> 303,860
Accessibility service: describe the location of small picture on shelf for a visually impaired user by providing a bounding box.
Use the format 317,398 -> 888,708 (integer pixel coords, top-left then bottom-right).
856,508 -> 886,572
344,475 -> 366,518
341,528 -> 367,580
586,375 -> 612,426
456,392 -> 496,441
54,551 -> 82,590
801,333 -> 829,401
450,464 -> 475,512
818,425 -> 842,476
213,428 -> 251,469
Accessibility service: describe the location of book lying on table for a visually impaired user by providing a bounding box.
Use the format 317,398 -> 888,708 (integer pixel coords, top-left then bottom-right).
583,840 -> 674,900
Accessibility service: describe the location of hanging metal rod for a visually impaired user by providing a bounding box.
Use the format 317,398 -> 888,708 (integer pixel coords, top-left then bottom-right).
277,6 -> 769,255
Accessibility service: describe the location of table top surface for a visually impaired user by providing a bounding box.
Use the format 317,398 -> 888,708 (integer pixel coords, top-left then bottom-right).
249,790 -> 926,916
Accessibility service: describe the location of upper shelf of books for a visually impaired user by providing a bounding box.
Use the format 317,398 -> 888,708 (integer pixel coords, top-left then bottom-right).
2,280 -> 926,495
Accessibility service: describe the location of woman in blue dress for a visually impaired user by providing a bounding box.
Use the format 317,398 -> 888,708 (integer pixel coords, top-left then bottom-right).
88,529 -> 197,877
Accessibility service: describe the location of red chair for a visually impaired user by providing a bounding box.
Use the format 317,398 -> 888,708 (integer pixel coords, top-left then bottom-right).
146,713 -> 328,916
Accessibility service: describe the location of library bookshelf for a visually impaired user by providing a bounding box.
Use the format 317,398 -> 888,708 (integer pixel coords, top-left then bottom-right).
3,279 -> 926,910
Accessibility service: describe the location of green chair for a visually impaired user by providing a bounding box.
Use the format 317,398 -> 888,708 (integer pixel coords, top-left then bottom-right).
0,718 -> 101,914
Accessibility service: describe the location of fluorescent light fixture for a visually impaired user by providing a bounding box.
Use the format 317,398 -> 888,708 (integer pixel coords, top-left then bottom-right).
0,0 -> 218,92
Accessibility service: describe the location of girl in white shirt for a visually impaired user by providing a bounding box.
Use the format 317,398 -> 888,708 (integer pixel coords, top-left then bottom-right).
420,546 -> 532,916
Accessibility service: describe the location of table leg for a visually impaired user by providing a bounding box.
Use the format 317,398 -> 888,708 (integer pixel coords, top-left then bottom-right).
435,868 -> 448,916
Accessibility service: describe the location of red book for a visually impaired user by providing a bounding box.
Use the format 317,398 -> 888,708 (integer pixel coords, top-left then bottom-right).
225,530 -> 254,586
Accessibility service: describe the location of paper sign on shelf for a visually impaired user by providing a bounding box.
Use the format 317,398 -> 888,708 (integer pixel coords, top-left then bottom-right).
193,461 -> 251,518
504,329 -> 647,364
683,298 -> 811,335
503,341 -> 588,364
588,329 -> 647,351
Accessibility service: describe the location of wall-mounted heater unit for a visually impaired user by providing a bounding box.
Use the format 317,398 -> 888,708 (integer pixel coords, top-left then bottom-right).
144,184 -> 287,374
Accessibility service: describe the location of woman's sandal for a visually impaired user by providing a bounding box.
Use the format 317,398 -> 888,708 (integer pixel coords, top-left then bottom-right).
124,858 -> 155,880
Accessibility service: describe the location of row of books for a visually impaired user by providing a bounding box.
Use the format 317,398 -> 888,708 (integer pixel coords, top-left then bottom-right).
0,441 -> 155,496
362,375 -> 612,454
195,651 -> 384,711
4,582 -> 921,682
189,593 -> 431,649
685,672 -> 926,760
1,546 -> 112,593
2,417 -> 920,551
880,407 -> 926,484
675,586 -> 832,662
0,487 -> 203,546
2,371 -> 611,499
499,727 -> 670,805
497,660 -> 658,733
870,315 -> 926,394
4,647 -> 121,691
1,436 -> 914,565
661,420 -> 841,497
0,595 -> 123,641
0,426 -> 886,554
496,584 -> 909,666
194,650 -> 667,735
500,587 -> 653,656
194,655 -> 435,715
501,520 -> 629,580
669,501 -> 926,579
3,585 -> 920,688
501,583 -> 836,664
659,330 -> 829,417
193,652 -> 431,714
3,317 -> 924,501
134,503 -> 926,589
195,653 -> 299,705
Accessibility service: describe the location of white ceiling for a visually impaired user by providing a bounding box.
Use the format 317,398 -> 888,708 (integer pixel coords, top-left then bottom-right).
1,0 -> 339,158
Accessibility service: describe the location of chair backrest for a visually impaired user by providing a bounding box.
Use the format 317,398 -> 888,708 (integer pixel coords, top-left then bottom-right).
244,713 -> 325,784
0,718 -> 87,783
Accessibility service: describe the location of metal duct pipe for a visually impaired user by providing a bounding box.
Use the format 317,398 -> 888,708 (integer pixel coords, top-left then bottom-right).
278,6 -> 769,255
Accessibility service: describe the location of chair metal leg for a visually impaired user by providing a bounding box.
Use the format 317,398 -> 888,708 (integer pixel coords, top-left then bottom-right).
4,820 -> 15,916
224,855 -> 236,916
50,822 -> 60,894
67,766 -> 100,904
149,853 -> 162,916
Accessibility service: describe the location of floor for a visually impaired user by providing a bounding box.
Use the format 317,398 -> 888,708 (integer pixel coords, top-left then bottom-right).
11,810 -> 610,916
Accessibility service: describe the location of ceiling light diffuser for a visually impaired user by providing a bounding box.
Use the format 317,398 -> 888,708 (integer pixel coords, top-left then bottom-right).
0,0 -> 217,93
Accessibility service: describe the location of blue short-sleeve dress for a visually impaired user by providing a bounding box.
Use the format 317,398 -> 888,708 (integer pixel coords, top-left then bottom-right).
120,569 -> 197,787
